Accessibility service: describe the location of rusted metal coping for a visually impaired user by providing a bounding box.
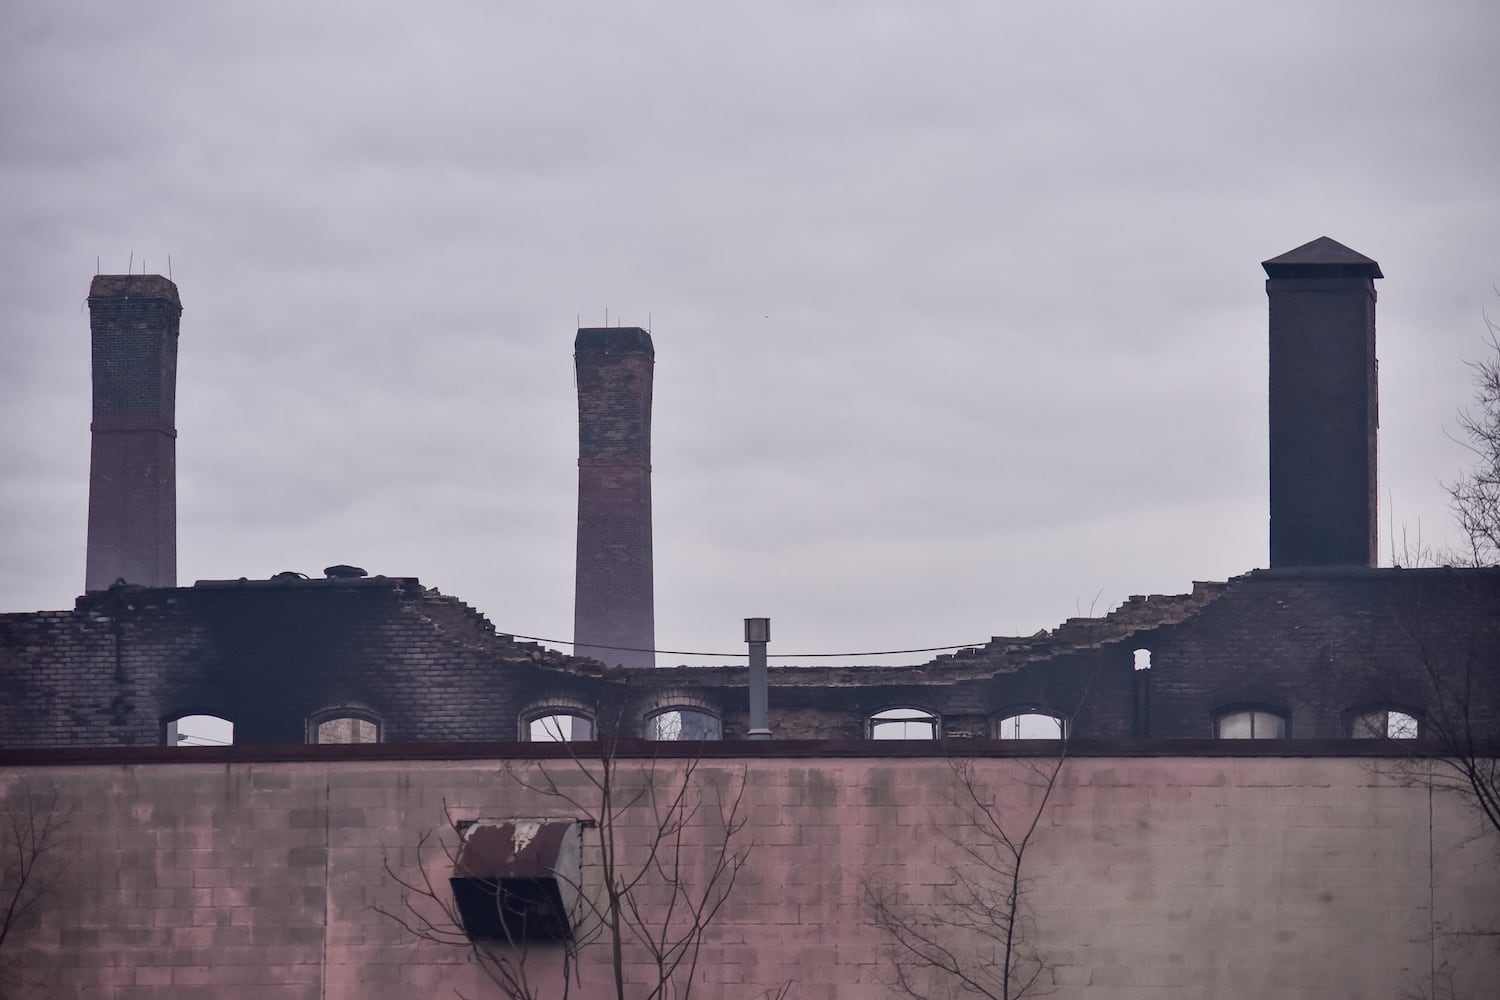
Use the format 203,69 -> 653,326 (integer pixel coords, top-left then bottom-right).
455,820 -> 580,880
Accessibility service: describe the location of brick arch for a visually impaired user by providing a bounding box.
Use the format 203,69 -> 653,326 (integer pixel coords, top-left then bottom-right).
160,708 -> 235,747
1212,702 -> 1292,739
518,697 -> 597,742
1344,702 -> 1422,739
991,706 -> 1067,739
866,705 -> 940,740
306,705 -> 384,744
636,690 -> 724,740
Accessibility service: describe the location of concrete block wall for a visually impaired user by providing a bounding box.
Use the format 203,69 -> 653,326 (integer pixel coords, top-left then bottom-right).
3,752 -> 1496,998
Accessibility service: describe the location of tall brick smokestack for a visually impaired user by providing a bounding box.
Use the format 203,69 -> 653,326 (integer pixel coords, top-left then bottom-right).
85,274 -> 181,592
573,327 -> 656,667
1263,237 -> 1381,568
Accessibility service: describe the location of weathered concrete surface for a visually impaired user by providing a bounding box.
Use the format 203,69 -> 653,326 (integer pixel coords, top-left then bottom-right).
3,754 -> 1496,998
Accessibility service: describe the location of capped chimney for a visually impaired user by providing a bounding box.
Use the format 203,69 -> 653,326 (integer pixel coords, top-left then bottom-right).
85,274 -> 182,592
1263,237 -> 1381,568
573,327 -> 655,667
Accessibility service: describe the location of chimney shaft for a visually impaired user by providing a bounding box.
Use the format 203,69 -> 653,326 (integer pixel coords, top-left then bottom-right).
1263,237 -> 1381,568
85,274 -> 181,591
573,327 -> 655,667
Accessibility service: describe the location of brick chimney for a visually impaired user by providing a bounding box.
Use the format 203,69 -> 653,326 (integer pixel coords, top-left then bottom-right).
1263,237 -> 1381,568
85,274 -> 182,592
573,327 -> 656,667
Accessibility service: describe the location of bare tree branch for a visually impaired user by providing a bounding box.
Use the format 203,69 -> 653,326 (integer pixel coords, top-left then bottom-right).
865,747 -> 1067,1000
1445,315 -> 1500,567
375,801 -> 577,1000
1,773 -> 73,992
1371,571 -> 1500,1000
377,705 -> 760,1000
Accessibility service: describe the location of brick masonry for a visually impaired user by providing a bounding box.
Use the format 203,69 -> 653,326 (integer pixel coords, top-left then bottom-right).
573,327 -> 656,669
1,567 -> 1495,747
85,274 -> 182,593
4,247 -> 1499,995
1265,238 -> 1381,567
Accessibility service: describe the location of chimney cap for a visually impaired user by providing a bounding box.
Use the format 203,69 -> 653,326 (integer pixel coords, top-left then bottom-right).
575,327 -> 654,357
1262,237 -> 1383,279
88,274 -> 181,304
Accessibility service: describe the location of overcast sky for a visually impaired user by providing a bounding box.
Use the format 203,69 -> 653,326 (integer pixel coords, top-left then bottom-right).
3,1 -> 1497,667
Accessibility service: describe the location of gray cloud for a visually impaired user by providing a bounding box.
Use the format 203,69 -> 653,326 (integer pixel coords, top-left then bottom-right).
3,1 -> 1497,663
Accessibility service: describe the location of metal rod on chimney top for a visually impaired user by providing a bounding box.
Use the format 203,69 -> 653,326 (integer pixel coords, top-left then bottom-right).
745,617 -> 771,740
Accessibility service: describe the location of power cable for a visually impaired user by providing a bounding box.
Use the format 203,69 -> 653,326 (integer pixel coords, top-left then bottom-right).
499,633 -> 989,659
174,733 -> 231,746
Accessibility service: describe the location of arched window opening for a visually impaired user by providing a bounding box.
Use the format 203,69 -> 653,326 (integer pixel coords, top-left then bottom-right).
1352,709 -> 1419,739
995,712 -> 1066,740
1133,648 -> 1152,671
165,714 -> 234,747
1214,708 -> 1288,739
527,713 -> 594,742
869,707 -> 939,740
646,708 -> 721,741
311,713 -> 381,744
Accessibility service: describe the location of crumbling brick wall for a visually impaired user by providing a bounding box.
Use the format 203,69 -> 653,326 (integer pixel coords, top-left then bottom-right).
0,579 -> 573,747
2,568 -> 1496,748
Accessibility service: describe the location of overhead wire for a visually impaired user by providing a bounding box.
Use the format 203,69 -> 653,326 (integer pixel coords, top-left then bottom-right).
497,633 -> 990,659
173,733 -> 231,746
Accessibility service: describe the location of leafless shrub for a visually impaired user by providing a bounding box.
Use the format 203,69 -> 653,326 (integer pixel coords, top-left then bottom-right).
378,725 -> 758,1000
1,773 -> 73,991
378,800 -> 572,1000
1374,574 -> 1500,1000
865,751 -> 1067,1000
1445,315 -> 1500,567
